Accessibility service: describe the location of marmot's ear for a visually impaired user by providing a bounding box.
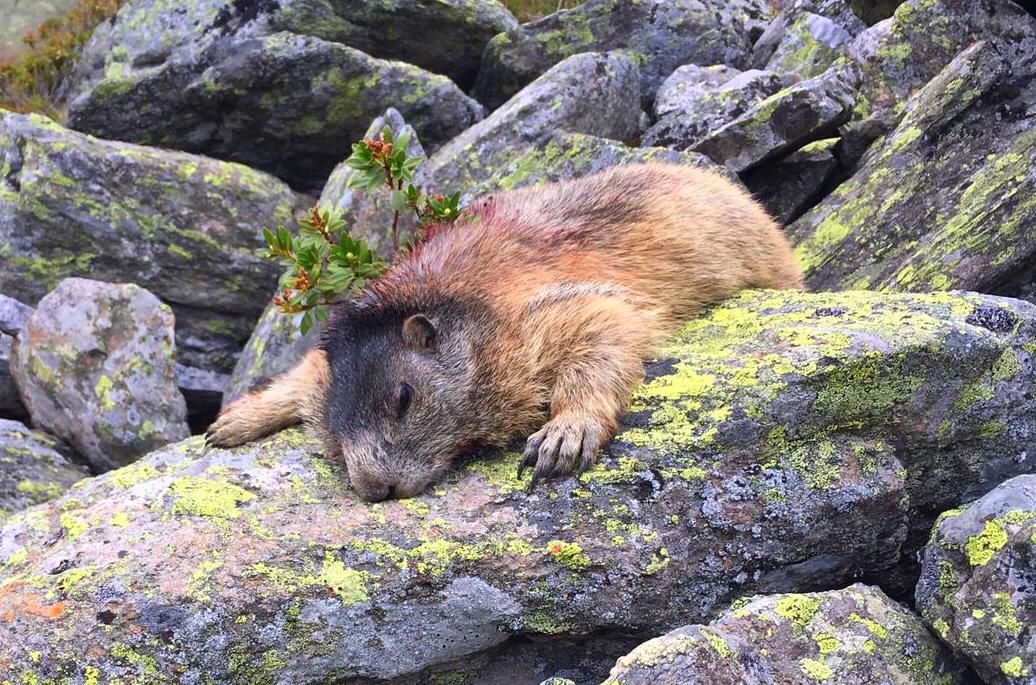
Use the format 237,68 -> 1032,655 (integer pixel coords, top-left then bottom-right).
402,314 -> 436,350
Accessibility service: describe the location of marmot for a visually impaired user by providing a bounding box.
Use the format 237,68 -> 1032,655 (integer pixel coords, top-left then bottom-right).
206,163 -> 803,501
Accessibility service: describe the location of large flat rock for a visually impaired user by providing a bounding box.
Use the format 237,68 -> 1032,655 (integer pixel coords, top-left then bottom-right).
1,290 -> 1035,682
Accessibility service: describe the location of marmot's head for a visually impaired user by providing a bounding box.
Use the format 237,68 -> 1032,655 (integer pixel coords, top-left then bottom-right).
320,303 -> 480,501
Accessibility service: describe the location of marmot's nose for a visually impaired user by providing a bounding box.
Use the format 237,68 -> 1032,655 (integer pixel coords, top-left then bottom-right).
352,478 -> 393,502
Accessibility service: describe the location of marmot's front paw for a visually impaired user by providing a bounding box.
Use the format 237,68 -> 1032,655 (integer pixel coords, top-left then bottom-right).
519,414 -> 609,487
205,400 -> 266,448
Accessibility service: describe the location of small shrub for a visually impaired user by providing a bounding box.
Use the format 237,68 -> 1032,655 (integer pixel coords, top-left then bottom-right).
501,0 -> 584,22
0,0 -> 124,119
265,126 -> 465,334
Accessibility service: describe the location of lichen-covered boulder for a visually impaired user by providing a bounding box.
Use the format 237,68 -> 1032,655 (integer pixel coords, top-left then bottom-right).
428,51 -> 642,194
643,69 -> 792,151
2,290 -> 1036,682
223,108 -> 425,407
743,138 -> 840,225
788,41 -> 1036,293
751,0 -> 866,69
0,109 -> 296,376
10,279 -> 188,471
691,65 -> 857,172
468,132 -> 733,200
73,0 -> 514,97
602,585 -> 972,684
764,12 -> 854,80
847,0 -> 1035,124
916,475 -> 1036,684
0,419 -> 85,521
471,0 -> 753,110
0,294 -> 32,418
268,0 -> 518,88
68,21 -> 482,189
652,64 -> 742,119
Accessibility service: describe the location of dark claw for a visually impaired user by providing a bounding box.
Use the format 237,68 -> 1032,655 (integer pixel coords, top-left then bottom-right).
527,472 -> 541,492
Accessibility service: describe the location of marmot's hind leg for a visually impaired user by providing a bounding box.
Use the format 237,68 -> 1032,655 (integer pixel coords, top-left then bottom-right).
206,349 -> 329,447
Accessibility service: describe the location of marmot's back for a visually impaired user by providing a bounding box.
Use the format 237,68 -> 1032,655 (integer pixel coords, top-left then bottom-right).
462,163 -> 803,321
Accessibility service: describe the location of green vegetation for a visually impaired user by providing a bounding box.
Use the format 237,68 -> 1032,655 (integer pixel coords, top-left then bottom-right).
0,0 -> 124,118
265,126 -> 464,333
501,0 -> 584,22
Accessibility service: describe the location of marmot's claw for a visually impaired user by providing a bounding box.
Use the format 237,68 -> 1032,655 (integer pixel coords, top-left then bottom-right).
520,415 -> 606,489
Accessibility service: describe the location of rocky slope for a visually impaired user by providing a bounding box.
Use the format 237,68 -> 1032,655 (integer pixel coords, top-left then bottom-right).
1,0 -> 1036,682
2,290 -> 1036,681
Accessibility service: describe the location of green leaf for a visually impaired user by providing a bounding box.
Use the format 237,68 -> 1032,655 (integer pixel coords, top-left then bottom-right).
300,312 -> 313,336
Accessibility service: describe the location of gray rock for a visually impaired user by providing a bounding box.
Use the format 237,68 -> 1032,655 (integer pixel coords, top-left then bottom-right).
0,294 -> 32,336
468,132 -> 735,200
847,0 -> 1036,124
765,13 -> 854,80
743,137 -> 840,225
268,0 -> 518,88
788,41 -> 1036,293
603,585 -> 972,684
2,289 -> 1036,681
643,69 -> 792,151
0,294 -> 32,418
472,0 -> 753,110
691,65 -> 857,172
0,109 -> 296,375
223,108 -> 426,407
0,419 -> 85,521
653,64 -> 742,119
68,19 -> 483,189
916,475 -> 1036,685
751,0 -> 867,69
428,51 -> 642,195
11,278 -> 189,471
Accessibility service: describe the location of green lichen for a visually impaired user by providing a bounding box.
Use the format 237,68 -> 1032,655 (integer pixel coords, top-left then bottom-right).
169,476 -> 256,519
544,540 -> 590,572
965,518 -> 1009,567
1001,656 -> 1029,677
775,595 -> 820,626
524,611 -> 574,635
59,512 -> 88,541
800,658 -> 833,680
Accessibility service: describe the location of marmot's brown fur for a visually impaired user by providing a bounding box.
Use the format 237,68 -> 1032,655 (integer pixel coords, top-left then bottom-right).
207,163 -> 803,501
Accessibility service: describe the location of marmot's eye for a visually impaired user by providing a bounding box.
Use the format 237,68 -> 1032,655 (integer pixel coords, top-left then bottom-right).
395,382 -> 413,419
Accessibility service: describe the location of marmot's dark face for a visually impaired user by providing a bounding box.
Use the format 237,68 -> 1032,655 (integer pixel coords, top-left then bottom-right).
322,313 -> 469,501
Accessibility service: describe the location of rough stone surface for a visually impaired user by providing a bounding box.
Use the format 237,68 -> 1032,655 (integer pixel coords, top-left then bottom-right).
0,294 -> 32,418
691,65 -> 857,172
602,584 -> 972,684
68,19 -> 483,189
643,69 -> 792,151
751,0 -> 867,69
472,0 -> 753,110
268,0 -> 518,88
0,109 -> 295,374
428,51 -> 642,195
2,290 -> 1036,681
10,279 -> 189,471
847,0 -> 1036,124
743,137 -> 840,225
468,132 -> 735,200
917,475 -> 1036,684
0,419 -> 85,521
652,64 -> 742,119
788,41 -> 1036,293
765,12 -> 854,80
223,108 -> 425,407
